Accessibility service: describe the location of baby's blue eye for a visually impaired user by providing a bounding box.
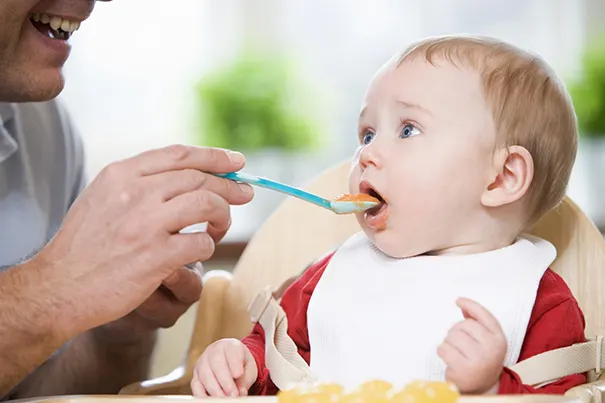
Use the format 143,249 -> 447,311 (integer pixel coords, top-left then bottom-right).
400,123 -> 420,138
362,131 -> 375,145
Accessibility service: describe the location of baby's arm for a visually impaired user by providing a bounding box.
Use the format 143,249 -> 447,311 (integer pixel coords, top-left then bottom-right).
241,253 -> 334,396
498,270 -> 587,394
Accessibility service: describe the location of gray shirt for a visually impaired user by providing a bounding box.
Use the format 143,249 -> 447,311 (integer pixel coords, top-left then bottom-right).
0,101 -> 85,267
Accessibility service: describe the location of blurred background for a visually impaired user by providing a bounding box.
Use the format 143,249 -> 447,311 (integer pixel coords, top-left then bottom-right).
59,0 -> 605,377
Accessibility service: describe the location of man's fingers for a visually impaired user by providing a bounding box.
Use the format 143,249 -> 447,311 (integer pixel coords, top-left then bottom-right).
136,288 -> 190,328
162,267 -> 203,305
146,169 -> 253,206
167,232 -> 217,266
163,188 -> 231,236
205,220 -> 231,246
127,145 -> 246,177
456,297 -> 503,335
164,184 -> 234,244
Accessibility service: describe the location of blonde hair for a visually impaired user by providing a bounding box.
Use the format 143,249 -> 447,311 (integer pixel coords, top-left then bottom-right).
398,35 -> 578,225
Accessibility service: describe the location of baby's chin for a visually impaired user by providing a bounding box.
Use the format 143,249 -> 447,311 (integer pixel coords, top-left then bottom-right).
361,226 -> 427,259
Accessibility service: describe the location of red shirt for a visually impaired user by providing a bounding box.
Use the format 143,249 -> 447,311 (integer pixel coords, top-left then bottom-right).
242,253 -> 587,396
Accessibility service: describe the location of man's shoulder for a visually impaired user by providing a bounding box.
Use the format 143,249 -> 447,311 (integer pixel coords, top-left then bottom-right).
0,100 -> 85,266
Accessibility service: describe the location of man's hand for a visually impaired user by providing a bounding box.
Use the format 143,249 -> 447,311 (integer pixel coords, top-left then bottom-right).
437,298 -> 507,394
97,265 -> 204,340
32,145 -> 254,341
191,338 -> 258,397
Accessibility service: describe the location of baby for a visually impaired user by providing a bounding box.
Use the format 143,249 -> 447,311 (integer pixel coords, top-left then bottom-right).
192,35 -> 585,397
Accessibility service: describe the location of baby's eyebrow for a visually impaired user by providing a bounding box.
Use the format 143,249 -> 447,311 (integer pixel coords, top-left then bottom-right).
396,100 -> 433,116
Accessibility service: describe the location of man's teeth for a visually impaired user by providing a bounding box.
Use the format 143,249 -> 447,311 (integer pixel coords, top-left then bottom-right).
30,13 -> 80,33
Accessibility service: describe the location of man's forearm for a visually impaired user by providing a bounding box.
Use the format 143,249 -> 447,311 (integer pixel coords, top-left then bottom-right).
0,259 -> 157,399
8,328 -> 157,399
0,262 -> 72,397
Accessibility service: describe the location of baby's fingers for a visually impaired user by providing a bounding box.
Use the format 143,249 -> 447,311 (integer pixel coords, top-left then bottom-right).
456,298 -> 503,335
225,343 -> 247,380
190,373 -> 207,398
438,341 -> 467,386
210,353 -> 240,397
235,358 -> 260,396
437,340 -> 465,367
445,324 -> 480,359
199,359 -> 227,397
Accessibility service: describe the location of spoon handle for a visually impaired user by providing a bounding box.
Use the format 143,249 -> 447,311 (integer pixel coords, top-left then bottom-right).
215,172 -> 332,210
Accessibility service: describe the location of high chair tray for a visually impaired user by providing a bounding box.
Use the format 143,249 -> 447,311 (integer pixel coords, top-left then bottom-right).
8,395 -> 583,403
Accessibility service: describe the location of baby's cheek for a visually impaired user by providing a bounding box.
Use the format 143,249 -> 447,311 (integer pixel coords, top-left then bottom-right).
382,198 -> 440,256
374,231 -> 418,258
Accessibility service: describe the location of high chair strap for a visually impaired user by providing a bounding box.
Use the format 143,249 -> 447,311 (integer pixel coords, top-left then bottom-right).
248,287 -> 318,390
248,289 -> 602,390
509,336 -> 605,386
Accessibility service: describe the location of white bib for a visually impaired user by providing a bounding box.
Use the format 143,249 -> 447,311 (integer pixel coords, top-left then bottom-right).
306,232 -> 556,390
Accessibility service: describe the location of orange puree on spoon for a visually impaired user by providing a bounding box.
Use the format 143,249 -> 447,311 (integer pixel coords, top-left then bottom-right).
334,193 -> 380,204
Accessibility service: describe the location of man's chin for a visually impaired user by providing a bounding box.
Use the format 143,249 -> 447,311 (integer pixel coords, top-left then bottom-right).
0,69 -> 65,102
34,77 -> 65,101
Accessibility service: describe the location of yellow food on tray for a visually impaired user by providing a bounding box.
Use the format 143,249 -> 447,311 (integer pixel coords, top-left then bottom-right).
277,380 -> 459,403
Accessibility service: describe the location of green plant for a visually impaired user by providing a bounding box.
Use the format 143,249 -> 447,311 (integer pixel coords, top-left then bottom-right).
568,38 -> 605,138
193,49 -> 322,152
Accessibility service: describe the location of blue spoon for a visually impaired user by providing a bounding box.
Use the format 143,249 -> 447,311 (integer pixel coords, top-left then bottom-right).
215,171 -> 380,215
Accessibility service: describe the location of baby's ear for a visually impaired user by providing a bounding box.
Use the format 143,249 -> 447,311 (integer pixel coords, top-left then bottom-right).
481,145 -> 534,208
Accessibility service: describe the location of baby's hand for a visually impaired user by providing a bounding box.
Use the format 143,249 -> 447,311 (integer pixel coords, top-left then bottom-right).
191,338 -> 258,397
437,298 -> 507,394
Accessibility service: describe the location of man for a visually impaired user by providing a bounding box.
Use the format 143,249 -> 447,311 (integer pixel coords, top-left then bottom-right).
0,0 -> 254,399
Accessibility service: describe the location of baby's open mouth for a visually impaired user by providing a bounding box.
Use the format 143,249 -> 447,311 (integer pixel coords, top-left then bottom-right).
359,183 -> 387,217
29,13 -> 81,41
365,188 -> 387,217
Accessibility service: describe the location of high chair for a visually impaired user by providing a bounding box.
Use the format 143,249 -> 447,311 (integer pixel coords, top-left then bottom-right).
120,159 -> 605,403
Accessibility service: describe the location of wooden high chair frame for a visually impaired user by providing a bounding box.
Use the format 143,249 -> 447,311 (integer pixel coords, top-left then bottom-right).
120,159 -> 605,402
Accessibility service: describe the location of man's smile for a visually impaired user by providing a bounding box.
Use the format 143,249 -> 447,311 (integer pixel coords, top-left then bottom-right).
29,12 -> 81,41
